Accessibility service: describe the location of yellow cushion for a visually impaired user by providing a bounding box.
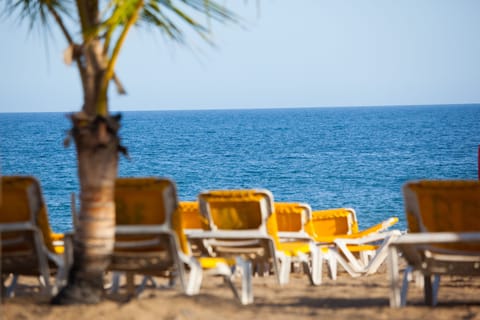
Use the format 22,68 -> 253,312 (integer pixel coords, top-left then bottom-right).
201,191 -> 267,230
406,180 -> 480,251
274,203 -> 305,232
309,208 -> 357,237
0,176 -> 61,255
199,257 -> 236,269
178,201 -> 205,229
277,241 -> 312,256
346,244 -> 378,252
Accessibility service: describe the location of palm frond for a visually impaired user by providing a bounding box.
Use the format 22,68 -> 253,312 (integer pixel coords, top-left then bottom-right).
142,6 -> 183,41
176,0 -> 238,22
138,0 -> 239,43
102,0 -> 141,29
1,0 -> 72,30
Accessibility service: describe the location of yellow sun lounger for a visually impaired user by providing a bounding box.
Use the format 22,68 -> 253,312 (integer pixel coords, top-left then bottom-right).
0,176 -> 71,297
307,208 -> 400,279
178,201 -> 205,236
273,202 -> 323,284
109,178 -> 249,304
175,200 -> 252,304
275,202 -> 314,241
189,189 -> 321,297
388,180 -> 480,307
108,177 -> 200,296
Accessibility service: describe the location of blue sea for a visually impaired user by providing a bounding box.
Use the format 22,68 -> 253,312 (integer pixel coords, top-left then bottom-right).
1,105 -> 479,233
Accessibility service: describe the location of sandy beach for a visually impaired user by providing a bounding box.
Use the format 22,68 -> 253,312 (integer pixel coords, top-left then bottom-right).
2,264 -> 480,320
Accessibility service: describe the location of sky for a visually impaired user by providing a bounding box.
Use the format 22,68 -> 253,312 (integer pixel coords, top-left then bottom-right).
1,0 -> 480,113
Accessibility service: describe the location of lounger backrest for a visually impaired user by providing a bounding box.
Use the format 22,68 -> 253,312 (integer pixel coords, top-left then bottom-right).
403,180 -> 480,251
0,177 -> 36,223
198,189 -> 281,245
177,201 -> 206,230
307,208 -> 358,238
274,202 -> 311,233
0,176 -> 57,254
175,201 -> 206,254
114,177 -> 190,254
115,178 -> 177,226
199,190 -> 272,231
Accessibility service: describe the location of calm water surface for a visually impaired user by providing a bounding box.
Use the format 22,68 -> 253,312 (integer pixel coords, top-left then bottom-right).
1,105 -> 479,232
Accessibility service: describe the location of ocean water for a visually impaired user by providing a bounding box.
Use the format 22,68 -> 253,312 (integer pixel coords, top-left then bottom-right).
1,105 -> 479,233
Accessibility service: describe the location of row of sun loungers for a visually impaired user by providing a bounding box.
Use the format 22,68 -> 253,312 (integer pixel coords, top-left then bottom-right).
0,176 -> 479,307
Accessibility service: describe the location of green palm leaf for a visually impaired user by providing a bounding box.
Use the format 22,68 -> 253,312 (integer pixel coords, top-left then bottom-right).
2,0 -> 71,29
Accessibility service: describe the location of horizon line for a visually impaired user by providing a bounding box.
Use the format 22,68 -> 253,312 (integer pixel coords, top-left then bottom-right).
1,102 -> 480,114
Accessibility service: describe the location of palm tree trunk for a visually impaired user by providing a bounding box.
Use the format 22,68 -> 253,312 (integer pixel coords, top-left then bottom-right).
52,114 -> 120,304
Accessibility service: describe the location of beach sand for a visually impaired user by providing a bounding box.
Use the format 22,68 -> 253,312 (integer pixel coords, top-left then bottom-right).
2,265 -> 480,320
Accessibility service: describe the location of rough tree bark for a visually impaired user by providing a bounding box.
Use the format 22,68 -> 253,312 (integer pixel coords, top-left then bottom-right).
52,113 -> 121,304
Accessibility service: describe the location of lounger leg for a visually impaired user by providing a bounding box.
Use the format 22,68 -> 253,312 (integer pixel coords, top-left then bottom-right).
313,248 -> 323,285
33,232 -> 52,296
278,255 -> 291,285
166,275 -> 176,288
424,274 -> 440,306
110,272 -> 121,293
366,235 -> 397,275
327,252 -> 338,281
219,264 -> 241,303
360,250 -> 373,266
432,275 -> 440,306
136,276 -> 150,296
400,267 -> 411,307
54,262 -> 68,290
185,262 -> 202,295
335,241 -> 364,273
302,245 -> 322,286
424,275 -> 433,306
174,249 -> 190,295
388,245 -> 401,307
4,274 -> 19,298
147,276 -> 160,288
331,250 -> 361,278
236,257 -> 253,305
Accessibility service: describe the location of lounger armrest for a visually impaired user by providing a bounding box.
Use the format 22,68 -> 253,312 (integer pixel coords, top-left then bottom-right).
310,218 -> 399,243
333,229 -> 402,246
278,231 -> 313,242
188,230 -> 270,240
391,232 -> 480,246
0,222 -> 36,232
115,225 -> 170,235
351,217 -> 399,238
311,235 -> 339,243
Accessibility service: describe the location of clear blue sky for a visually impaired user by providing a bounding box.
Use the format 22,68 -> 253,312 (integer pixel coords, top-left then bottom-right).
1,0 -> 480,113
